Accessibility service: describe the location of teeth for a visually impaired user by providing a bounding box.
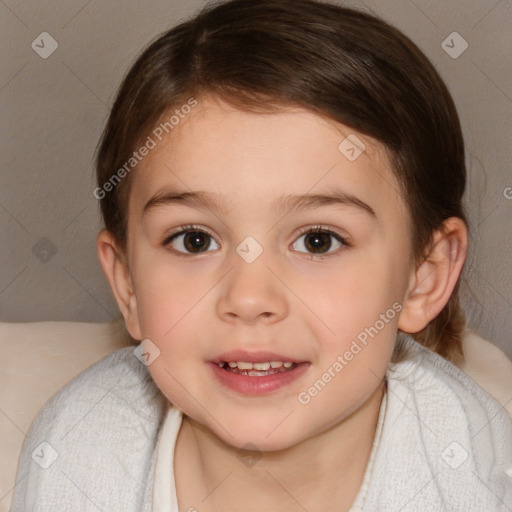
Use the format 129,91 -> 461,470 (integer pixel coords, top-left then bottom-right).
223,360 -> 295,370
253,362 -> 270,370
236,361 -> 253,370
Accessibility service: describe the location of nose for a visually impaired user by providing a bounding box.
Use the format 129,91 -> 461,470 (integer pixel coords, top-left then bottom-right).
216,251 -> 289,325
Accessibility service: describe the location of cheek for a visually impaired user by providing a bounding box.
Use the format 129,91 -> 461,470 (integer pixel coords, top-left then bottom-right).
131,249 -> 205,335
294,254 -> 404,386
294,253 -> 403,331
138,307 -> 207,412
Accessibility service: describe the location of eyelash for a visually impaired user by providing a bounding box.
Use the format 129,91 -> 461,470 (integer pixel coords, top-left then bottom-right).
161,224 -> 350,259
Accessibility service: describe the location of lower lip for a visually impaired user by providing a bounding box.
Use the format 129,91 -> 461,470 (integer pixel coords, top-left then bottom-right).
208,362 -> 310,395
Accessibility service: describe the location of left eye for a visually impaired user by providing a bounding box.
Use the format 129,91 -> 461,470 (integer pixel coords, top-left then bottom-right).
291,228 -> 347,255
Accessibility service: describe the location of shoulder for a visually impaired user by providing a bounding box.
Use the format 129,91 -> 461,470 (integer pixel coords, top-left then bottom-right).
388,336 -> 512,439
369,336 -> 512,511
23,346 -> 167,439
10,347 -> 168,511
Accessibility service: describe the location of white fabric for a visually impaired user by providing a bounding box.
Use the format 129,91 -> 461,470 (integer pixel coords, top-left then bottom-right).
9,345 -> 165,512
152,390 -> 388,511
10,335 -> 512,511
364,339 -> 512,511
152,402 -> 181,512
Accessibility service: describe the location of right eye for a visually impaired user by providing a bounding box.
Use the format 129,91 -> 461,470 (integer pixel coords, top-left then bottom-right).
162,225 -> 220,255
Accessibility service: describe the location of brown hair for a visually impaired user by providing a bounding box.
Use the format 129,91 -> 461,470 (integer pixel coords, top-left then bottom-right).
95,0 -> 467,363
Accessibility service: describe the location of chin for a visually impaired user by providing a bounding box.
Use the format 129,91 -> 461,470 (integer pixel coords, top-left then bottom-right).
202,413 -> 311,453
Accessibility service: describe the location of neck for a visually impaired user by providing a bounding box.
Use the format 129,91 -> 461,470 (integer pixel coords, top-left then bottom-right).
175,381 -> 385,512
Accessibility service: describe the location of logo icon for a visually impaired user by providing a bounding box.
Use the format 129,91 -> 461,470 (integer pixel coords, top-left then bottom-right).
236,236 -> 263,264
134,339 -> 161,366
31,441 -> 59,469
31,32 -> 59,59
442,32 -> 468,59
338,134 -> 366,161
237,442 -> 262,468
441,441 -> 468,469
32,237 -> 58,263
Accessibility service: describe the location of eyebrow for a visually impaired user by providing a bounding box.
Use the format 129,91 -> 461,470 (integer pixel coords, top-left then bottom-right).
143,188 -> 376,217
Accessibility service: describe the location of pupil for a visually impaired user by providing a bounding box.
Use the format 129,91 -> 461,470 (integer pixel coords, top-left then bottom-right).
306,232 -> 330,253
185,232 -> 208,252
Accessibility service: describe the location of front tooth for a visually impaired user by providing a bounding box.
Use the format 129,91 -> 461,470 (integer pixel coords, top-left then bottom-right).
253,362 -> 271,370
236,361 -> 253,370
283,362 -> 293,368
228,361 -> 238,368
270,361 -> 283,368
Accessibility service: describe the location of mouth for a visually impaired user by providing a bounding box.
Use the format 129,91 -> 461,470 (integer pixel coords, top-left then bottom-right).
208,353 -> 310,395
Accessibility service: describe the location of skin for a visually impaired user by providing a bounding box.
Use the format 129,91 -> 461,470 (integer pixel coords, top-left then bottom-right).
97,95 -> 467,511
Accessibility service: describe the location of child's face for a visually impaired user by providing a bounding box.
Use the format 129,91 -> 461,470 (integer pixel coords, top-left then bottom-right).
124,96 -> 415,450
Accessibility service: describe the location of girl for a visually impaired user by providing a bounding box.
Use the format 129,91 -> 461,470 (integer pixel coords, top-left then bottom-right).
11,0 -> 512,510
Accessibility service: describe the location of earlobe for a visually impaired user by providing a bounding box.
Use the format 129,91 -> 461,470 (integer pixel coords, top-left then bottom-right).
96,229 -> 142,340
398,217 -> 468,333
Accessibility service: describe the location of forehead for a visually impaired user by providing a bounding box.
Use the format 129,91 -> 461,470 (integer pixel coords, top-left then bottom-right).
129,97 -> 405,220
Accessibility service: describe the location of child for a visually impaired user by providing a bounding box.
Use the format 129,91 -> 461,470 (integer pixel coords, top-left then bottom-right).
11,0 -> 512,510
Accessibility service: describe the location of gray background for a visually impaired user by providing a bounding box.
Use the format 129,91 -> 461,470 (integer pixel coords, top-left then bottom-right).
1,0 -> 511,356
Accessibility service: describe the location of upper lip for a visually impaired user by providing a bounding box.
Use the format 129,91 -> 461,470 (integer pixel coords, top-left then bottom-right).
210,350 -> 304,364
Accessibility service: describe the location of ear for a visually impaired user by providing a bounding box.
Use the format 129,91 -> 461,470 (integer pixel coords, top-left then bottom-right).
96,229 -> 142,340
398,217 -> 468,333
